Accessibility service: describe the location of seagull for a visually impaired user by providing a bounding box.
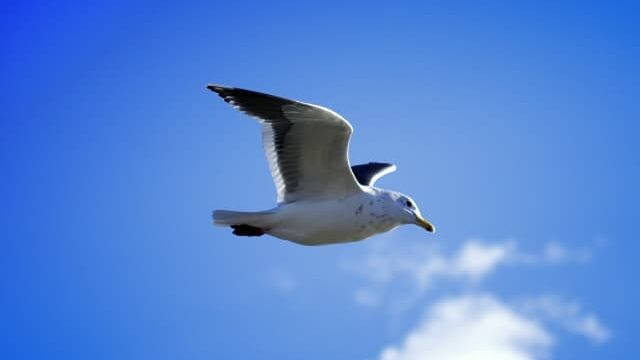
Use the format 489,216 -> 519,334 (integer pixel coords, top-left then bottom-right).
208,85 -> 435,246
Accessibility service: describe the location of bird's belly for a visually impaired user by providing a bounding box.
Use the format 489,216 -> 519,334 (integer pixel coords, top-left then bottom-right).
267,199 -> 397,246
269,220 -> 371,245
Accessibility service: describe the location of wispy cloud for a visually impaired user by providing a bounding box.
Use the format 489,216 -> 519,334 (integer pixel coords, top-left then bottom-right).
519,295 -> 611,343
345,238 -> 597,308
450,240 -> 513,280
379,294 -> 553,360
542,242 -> 593,263
512,241 -> 597,264
344,239 -> 513,307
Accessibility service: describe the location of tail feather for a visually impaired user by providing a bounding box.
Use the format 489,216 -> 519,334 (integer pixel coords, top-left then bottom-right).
212,210 -> 273,226
212,209 -> 274,237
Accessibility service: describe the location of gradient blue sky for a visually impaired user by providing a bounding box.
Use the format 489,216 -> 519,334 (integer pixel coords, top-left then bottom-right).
1,1 -> 638,359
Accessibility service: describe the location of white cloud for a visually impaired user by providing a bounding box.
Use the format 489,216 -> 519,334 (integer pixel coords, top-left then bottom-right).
379,294 -> 553,360
510,240 -> 598,265
576,315 -> 610,343
520,296 -> 611,343
542,242 -> 592,263
346,238 -> 598,309
377,294 -> 610,360
345,237 -> 610,358
453,241 -> 513,280
346,239 -> 513,307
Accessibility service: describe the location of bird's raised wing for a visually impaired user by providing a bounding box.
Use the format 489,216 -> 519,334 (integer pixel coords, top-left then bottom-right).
351,162 -> 397,186
208,85 -> 363,203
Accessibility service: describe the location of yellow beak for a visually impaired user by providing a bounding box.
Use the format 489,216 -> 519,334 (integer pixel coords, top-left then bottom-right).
416,216 -> 436,233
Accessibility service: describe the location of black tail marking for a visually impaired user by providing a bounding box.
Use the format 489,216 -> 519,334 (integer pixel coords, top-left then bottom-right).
230,224 -> 265,237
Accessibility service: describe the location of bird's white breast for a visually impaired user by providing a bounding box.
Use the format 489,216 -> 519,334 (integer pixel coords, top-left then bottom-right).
267,191 -> 399,245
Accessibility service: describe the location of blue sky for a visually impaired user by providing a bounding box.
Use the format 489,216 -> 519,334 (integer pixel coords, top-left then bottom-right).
1,1 -> 638,359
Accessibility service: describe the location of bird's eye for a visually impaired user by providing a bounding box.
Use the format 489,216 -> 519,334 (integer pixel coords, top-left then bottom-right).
405,200 -> 413,208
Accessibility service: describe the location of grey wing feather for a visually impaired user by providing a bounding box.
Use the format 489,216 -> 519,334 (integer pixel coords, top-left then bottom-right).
208,84 -> 362,203
351,162 -> 397,186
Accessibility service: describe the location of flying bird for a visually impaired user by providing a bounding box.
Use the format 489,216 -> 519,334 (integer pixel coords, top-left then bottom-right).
208,85 -> 435,246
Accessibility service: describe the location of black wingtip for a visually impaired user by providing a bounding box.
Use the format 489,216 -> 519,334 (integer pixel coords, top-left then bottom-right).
207,84 -> 228,94
207,84 -> 238,104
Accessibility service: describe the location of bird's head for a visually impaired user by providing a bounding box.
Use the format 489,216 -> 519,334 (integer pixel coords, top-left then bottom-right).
390,192 -> 436,233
